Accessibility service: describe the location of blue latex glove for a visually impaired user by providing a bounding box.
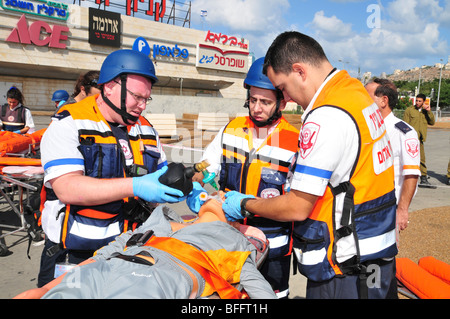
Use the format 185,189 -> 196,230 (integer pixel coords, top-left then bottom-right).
13,130 -> 21,134
133,166 -> 186,203
222,191 -> 255,221
186,182 -> 207,213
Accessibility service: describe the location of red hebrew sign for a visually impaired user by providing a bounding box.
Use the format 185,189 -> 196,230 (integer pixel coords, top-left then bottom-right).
95,0 -> 166,21
204,30 -> 248,49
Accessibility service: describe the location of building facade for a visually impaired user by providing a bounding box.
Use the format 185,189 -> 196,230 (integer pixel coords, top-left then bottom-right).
0,0 -> 251,116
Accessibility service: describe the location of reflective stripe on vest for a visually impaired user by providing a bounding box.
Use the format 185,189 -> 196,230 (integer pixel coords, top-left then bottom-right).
220,116 -> 298,196
292,71 -> 397,282
55,95 -> 160,251
1,104 -> 26,131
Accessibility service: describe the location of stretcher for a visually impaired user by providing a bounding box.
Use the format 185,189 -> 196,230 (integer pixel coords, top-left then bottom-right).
0,129 -> 45,158
166,205 -> 270,299
0,130 -> 45,256
15,201 -> 272,299
396,257 -> 450,299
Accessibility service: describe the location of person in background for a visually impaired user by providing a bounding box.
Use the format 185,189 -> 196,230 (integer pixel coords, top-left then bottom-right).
403,93 -> 436,188
447,159 -> 450,185
51,90 -> 69,109
61,71 -> 101,107
1,86 -> 35,134
365,78 -> 420,232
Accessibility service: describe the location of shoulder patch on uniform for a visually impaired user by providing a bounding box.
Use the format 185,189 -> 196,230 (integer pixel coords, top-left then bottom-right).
395,121 -> 412,134
52,110 -> 71,121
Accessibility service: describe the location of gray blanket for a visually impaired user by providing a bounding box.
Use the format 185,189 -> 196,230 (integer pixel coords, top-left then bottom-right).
42,206 -> 276,299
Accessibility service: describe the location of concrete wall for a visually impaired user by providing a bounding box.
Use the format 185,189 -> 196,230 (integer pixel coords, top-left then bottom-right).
144,95 -> 247,118
0,4 -> 249,110
0,75 -> 76,111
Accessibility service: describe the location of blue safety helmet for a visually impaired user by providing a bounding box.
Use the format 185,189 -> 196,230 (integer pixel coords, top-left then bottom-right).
244,57 -> 276,91
98,49 -> 158,85
243,57 -> 283,127
98,49 -> 158,124
51,90 -> 69,102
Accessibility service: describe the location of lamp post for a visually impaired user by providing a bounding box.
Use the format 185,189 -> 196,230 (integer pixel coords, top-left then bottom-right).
338,59 -> 350,70
418,68 -> 422,93
436,59 -> 443,120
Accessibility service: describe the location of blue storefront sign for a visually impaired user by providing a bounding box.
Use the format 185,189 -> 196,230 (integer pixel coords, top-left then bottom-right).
0,0 -> 69,21
133,37 -> 151,56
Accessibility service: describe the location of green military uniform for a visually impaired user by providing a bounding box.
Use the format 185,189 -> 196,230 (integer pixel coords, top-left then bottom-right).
447,159 -> 450,185
403,105 -> 435,177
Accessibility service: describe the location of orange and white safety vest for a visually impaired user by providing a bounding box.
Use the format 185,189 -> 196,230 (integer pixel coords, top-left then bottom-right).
219,116 -> 299,258
293,71 -> 397,282
49,96 -> 162,251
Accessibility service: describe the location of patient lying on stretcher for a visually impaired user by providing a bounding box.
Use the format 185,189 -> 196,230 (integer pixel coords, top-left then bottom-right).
15,194 -> 276,299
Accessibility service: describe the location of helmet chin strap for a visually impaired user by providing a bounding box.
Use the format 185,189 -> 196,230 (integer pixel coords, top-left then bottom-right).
101,74 -> 139,124
244,89 -> 283,127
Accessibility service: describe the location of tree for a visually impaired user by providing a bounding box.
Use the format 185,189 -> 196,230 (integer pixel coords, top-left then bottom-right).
397,96 -> 413,110
393,79 -> 450,109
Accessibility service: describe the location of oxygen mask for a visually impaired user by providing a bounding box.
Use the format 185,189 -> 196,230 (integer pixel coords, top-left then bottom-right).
158,160 -> 219,196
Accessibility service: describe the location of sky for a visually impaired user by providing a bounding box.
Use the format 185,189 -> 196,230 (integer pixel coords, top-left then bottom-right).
189,0 -> 450,77
62,0 -> 450,78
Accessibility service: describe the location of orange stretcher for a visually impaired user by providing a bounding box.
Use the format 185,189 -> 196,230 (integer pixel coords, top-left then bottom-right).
0,129 -> 45,157
396,257 -> 450,299
0,129 -> 45,256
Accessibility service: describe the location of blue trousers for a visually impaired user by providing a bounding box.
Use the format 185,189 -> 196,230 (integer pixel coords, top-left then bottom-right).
306,258 -> 398,299
37,239 -> 93,288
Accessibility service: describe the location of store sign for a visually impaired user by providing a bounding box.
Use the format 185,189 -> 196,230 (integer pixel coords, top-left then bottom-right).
133,37 -> 151,56
0,0 -> 69,21
88,7 -> 121,47
5,14 -> 69,48
204,30 -> 248,50
196,44 -> 248,73
94,0 -> 166,22
153,43 -> 189,60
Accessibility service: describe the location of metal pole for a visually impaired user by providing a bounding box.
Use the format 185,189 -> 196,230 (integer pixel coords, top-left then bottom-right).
436,60 -> 443,120
418,68 -> 421,93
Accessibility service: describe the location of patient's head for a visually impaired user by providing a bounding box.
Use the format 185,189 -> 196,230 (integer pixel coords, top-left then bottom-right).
197,191 -> 241,229
170,191 -> 240,232
198,191 -> 227,222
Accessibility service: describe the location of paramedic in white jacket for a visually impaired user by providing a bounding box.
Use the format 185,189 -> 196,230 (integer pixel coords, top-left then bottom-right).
365,78 -> 420,231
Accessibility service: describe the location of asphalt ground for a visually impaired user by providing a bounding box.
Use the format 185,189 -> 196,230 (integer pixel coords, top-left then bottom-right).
0,116 -> 448,299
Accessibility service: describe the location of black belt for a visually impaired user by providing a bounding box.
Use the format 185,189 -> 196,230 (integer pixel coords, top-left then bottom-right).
112,252 -> 154,266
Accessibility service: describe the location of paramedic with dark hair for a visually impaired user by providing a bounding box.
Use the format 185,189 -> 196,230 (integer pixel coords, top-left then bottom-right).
222,31 -> 399,299
192,57 -> 299,298
365,78 -> 420,232
1,86 -> 35,134
61,70 -> 101,106
37,49 -> 186,287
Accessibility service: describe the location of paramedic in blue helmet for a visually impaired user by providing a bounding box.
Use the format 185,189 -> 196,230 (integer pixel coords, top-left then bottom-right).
51,90 -> 70,110
37,49 -> 186,288
191,57 -> 300,298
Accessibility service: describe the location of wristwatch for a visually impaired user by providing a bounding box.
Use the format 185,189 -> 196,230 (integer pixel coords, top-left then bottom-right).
240,197 -> 255,219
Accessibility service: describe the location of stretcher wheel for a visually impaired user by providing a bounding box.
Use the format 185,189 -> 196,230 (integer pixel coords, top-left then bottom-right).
0,243 -> 10,256
30,230 -> 44,242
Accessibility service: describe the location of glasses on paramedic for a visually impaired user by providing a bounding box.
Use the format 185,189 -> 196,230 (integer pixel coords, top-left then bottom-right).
114,80 -> 152,105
